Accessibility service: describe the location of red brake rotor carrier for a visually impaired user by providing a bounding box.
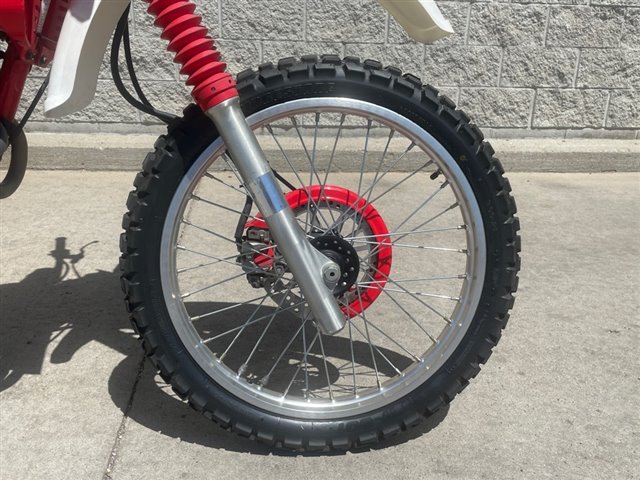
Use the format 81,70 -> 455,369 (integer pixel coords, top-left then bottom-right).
246,185 -> 392,318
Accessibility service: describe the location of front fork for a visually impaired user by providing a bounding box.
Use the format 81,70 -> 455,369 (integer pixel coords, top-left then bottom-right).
145,0 -> 346,334
207,99 -> 346,335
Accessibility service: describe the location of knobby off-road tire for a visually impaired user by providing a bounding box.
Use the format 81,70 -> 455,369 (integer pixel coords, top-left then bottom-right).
120,55 -> 520,451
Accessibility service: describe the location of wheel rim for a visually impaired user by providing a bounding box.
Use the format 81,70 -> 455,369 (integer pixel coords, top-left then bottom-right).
160,97 -> 486,419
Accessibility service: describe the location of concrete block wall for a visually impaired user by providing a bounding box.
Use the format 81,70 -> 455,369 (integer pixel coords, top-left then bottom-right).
17,0 -> 640,138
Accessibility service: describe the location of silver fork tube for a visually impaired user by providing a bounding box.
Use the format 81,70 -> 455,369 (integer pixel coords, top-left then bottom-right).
206,97 -> 346,335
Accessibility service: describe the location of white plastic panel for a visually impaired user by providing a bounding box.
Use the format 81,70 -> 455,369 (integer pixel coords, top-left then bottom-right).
378,0 -> 454,43
44,0 -> 130,118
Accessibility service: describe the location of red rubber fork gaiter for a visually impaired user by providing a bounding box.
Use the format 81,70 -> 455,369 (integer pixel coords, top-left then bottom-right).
144,0 -> 238,111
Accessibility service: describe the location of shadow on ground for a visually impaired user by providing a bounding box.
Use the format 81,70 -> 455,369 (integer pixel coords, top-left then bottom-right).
1,237 -> 449,454
0,237 -> 135,391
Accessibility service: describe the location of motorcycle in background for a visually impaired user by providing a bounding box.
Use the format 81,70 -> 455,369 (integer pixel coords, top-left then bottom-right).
0,0 -> 520,450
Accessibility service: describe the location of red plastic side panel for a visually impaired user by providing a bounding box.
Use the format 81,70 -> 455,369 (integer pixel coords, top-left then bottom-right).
0,0 -> 40,48
0,48 -> 32,121
0,0 -> 41,122
1,0 -> 28,44
0,0 -> 69,123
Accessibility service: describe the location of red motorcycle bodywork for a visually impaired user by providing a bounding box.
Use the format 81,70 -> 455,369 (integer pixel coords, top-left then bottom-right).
0,0 -> 40,47
0,0 -> 39,122
0,0 -> 69,123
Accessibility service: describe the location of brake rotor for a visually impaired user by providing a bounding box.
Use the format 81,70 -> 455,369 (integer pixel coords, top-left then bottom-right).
243,185 -> 392,319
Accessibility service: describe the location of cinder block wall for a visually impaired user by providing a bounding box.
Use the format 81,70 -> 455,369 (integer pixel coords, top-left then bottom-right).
21,0 -> 639,138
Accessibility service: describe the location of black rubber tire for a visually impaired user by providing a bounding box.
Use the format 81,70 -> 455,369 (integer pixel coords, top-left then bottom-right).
120,55 -> 521,451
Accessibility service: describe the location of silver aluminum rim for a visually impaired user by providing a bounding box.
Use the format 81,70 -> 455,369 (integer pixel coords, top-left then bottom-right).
160,97 -> 486,419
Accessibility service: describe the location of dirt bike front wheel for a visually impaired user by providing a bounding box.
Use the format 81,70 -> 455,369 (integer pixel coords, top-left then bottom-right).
120,55 -> 520,450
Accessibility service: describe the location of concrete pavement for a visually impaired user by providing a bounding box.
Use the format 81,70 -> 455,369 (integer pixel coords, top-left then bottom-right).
1,171 -> 639,479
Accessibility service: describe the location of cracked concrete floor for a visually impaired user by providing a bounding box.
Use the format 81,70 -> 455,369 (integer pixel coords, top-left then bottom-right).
1,171 -> 639,479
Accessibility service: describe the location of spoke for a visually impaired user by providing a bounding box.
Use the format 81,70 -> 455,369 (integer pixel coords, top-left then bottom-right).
366,160 -> 434,207
221,153 -> 245,187
394,202 -> 460,244
266,124 -> 310,190
192,292 -> 274,322
295,215 -> 319,235
177,245 -> 241,267
350,321 -> 403,375
265,124 -> 328,227
282,329 -> 320,398
348,289 -> 381,388
302,322 -> 311,398
203,172 -> 246,196
359,257 -> 452,324
364,202 -> 461,260
356,140 -> 416,203
259,318 -> 309,387
359,274 -> 467,285
179,223 -> 278,258
373,140 -> 416,182
237,287 -> 298,375
316,328 -> 334,401
321,114 -> 346,188
181,270 -> 248,299
317,114 -> 347,228
366,128 -> 396,205
290,116 -> 333,229
219,295 -> 269,361
351,128 -> 395,237
177,245 -> 224,260
352,320 -> 416,370
182,219 -> 236,245
304,117 -> 315,229
356,119 -> 372,200
191,194 -> 259,221
343,225 -> 466,241
311,115 -> 321,224
347,119 -> 373,240
347,318 -> 358,396
391,180 -> 449,235
352,294 -> 421,362
350,240 -> 467,253
359,284 -> 460,301
290,117 -> 313,168
177,255 -> 239,274
378,287 -> 438,344
342,306 -> 405,377
330,159 -> 434,234
176,244 -> 280,275
324,142 -> 417,231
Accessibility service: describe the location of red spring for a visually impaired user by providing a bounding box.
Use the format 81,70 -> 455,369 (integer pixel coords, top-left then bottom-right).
145,0 -> 238,111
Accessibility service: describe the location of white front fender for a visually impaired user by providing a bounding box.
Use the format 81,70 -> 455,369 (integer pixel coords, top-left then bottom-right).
378,0 -> 454,43
44,0 -> 130,118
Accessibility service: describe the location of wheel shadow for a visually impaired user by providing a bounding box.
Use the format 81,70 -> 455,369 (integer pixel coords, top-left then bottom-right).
109,353 -> 450,455
0,237 -> 136,392
1,236 -> 449,454
108,296 -> 451,455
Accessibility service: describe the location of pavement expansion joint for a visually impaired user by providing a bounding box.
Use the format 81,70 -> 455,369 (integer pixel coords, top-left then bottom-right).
103,354 -> 146,480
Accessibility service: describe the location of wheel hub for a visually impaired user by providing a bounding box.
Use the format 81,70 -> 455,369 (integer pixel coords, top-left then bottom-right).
240,185 -> 393,318
310,235 -> 360,296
